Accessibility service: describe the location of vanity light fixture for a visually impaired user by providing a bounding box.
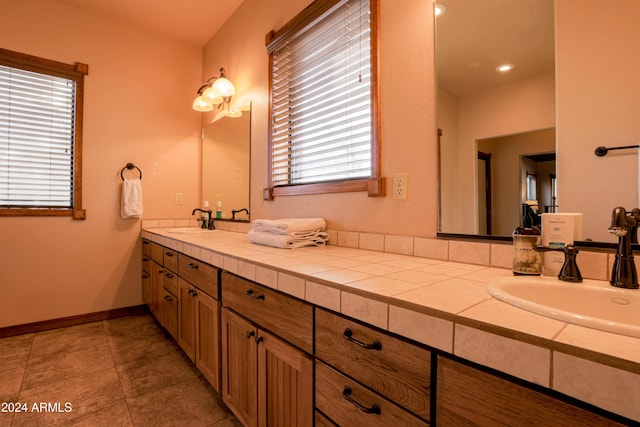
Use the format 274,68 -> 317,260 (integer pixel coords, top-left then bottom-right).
496,63 -> 514,73
193,67 -> 236,113
435,3 -> 447,17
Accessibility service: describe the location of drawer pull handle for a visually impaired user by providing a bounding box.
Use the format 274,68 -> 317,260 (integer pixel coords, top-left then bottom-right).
342,387 -> 381,415
165,252 -> 174,257
255,336 -> 264,345
164,295 -> 173,302
343,328 -> 382,351
246,331 -> 255,339
245,289 -> 266,300
142,273 -> 149,279
187,263 -> 199,269
165,273 -> 174,279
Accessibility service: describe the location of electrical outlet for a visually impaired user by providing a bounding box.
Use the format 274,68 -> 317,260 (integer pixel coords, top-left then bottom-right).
175,192 -> 183,205
392,173 -> 408,200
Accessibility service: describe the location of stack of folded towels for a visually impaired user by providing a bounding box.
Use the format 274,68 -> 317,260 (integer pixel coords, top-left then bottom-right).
248,218 -> 329,249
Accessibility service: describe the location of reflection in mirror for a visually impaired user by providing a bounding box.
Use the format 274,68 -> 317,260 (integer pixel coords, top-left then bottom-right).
202,104 -> 251,221
436,0 -> 555,237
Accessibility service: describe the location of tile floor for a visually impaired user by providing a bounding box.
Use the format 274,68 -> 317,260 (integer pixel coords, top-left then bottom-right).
0,314 -> 241,427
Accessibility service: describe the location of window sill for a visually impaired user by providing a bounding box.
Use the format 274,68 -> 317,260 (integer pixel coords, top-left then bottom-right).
266,177 -> 384,200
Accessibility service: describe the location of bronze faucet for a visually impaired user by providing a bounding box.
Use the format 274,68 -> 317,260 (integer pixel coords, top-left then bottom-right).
192,208 -> 214,230
608,207 -> 639,289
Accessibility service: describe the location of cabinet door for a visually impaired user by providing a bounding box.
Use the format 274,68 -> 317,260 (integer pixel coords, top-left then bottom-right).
436,356 -> 626,427
150,261 -> 164,320
178,278 -> 196,362
162,291 -> 178,340
196,291 -> 221,391
222,308 -> 258,427
257,329 -> 313,427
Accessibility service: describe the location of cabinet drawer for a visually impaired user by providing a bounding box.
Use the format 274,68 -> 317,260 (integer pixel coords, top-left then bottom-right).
163,248 -> 178,272
315,308 -> 430,419
436,356 -> 626,427
142,238 -> 151,256
150,242 -> 164,264
178,254 -> 219,299
163,269 -> 178,296
316,361 -> 428,427
222,271 -> 313,354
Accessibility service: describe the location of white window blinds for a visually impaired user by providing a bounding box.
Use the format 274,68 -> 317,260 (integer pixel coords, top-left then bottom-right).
0,65 -> 76,208
269,0 -> 372,187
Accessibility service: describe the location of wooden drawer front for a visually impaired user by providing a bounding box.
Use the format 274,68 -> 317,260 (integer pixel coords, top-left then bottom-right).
436,356 -> 626,427
315,308 -> 430,420
150,242 -> 164,264
316,361 -> 428,427
178,254 -> 219,299
142,254 -> 151,275
163,248 -> 178,272
222,271 -> 313,354
163,269 -> 178,296
142,238 -> 151,256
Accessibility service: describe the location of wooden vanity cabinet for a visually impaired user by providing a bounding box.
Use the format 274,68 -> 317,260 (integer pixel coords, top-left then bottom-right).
436,356 -> 627,427
221,273 -> 314,427
177,254 -> 221,391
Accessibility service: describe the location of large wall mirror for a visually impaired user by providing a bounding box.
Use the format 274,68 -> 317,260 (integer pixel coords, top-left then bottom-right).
202,104 -> 251,221
437,0 -> 555,238
437,0 -> 640,245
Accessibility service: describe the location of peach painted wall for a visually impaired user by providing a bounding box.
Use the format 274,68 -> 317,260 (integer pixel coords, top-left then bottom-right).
556,0 -> 640,242
202,0 -> 438,237
0,0 -> 202,327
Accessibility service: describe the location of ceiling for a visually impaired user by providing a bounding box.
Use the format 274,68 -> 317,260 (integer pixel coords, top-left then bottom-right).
436,0 -> 555,96
58,0 -> 245,46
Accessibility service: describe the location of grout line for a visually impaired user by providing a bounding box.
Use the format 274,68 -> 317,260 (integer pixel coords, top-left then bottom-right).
101,318 -> 136,426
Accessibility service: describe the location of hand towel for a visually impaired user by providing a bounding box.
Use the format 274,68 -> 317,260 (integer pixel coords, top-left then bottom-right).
248,229 -> 329,249
251,218 -> 326,235
121,178 -> 143,219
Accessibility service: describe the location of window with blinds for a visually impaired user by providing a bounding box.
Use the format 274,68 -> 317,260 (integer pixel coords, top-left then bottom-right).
0,48 -> 87,218
267,0 -> 380,197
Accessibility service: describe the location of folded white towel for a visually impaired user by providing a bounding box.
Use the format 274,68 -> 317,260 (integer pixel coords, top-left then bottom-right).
251,218 -> 326,235
248,229 -> 329,249
121,178 -> 143,219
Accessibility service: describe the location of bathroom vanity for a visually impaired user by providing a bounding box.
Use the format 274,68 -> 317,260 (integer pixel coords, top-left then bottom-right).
141,227 -> 639,426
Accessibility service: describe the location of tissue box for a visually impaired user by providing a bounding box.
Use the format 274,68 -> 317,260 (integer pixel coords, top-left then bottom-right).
541,213 -> 583,276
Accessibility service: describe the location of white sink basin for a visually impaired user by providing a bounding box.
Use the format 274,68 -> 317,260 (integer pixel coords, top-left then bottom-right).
167,227 -> 216,234
487,276 -> 640,338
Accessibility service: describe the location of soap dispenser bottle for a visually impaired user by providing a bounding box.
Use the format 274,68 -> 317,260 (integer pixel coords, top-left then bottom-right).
216,197 -> 223,219
512,204 -> 542,275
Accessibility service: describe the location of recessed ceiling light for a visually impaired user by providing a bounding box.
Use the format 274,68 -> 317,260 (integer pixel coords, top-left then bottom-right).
435,3 -> 447,17
496,64 -> 514,73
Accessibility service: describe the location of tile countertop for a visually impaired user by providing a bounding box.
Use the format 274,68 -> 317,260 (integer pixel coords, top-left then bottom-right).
141,228 -> 640,422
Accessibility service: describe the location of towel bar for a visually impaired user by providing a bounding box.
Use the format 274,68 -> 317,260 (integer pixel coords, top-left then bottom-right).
594,144 -> 640,157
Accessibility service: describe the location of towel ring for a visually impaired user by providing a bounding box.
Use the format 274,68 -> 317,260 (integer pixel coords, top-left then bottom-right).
120,163 -> 142,180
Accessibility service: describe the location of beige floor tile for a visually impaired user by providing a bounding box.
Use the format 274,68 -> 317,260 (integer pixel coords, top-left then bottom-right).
126,378 -> 239,427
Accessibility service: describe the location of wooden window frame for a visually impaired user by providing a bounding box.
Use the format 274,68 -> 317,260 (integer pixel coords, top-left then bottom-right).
0,48 -> 88,219
264,0 -> 383,200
